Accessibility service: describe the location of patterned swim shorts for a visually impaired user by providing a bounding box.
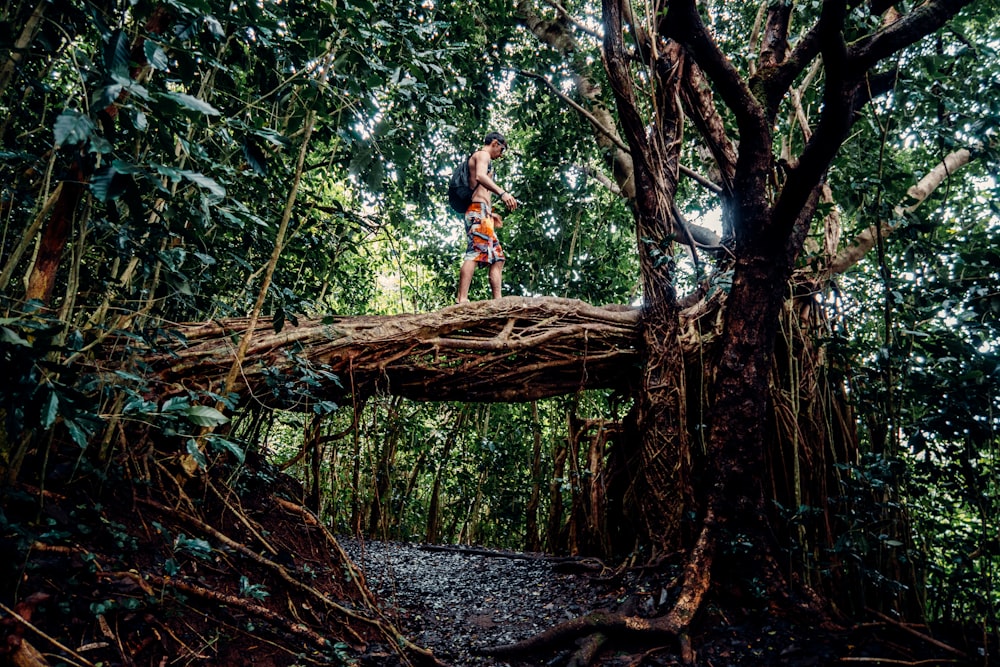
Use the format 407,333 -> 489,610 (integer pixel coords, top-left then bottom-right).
464,202 -> 505,265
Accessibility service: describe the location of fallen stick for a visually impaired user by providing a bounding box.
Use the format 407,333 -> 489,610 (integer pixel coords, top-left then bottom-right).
865,609 -> 968,659
0,600 -> 95,667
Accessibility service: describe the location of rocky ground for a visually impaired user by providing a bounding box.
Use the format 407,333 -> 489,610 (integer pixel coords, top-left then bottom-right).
341,539 -> 623,665
339,539 -> 858,666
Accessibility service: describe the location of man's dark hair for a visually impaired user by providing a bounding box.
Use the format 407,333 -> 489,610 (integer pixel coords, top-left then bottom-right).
483,131 -> 507,148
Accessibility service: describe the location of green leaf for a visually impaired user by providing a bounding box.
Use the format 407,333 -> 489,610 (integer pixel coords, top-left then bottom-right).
185,439 -> 208,470
0,326 -> 31,347
207,435 -> 245,463
180,170 -> 226,200
204,15 -> 225,39
242,137 -> 268,176
159,91 -> 221,116
64,420 -> 90,448
175,532 -> 213,558
53,110 -> 95,147
162,396 -> 191,413
40,390 -> 59,430
144,40 -> 169,70
184,405 -> 229,427
105,30 -> 131,78
90,166 -> 128,203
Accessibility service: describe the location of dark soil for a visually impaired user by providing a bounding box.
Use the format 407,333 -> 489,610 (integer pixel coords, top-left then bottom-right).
1,453 -> 989,667
340,539 -> 985,666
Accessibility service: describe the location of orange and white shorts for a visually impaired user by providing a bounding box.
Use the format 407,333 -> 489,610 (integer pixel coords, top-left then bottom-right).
463,202 -> 505,266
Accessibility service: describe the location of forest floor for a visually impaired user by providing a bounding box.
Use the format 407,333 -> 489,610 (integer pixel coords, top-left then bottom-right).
339,538 -> 983,666
0,455 -> 989,667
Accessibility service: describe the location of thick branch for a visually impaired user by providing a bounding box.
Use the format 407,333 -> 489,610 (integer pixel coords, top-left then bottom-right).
829,148 -> 972,274
759,2 -> 792,69
103,297 -> 643,407
850,0 -> 976,70
666,0 -> 768,151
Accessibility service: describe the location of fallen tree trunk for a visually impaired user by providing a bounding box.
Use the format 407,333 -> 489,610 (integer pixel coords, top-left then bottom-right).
109,297 -> 645,408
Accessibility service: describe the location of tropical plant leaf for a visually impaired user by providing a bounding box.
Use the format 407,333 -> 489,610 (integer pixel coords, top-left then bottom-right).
159,91 -> 221,116
179,170 -> 226,200
184,405 -> 229,427
105,29 -> 131,79
53,110 -> 95,147
144,39 -> 169,70
207,435 -> 245,463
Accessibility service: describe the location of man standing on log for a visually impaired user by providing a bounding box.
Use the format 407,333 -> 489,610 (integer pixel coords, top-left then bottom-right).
457,132 -> 518,303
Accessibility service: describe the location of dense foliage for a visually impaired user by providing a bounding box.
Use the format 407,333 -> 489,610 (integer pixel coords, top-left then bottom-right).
0,0 -> 997,656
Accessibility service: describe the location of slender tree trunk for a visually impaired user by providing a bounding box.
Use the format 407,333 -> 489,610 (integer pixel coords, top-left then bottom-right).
426,408 -> 464,543
23,157 -> 87,303
392,445 -> 427,539
565,413 -> 583,555
545,436 -> 568,553
307,416 -> 324,516
524,401 -> 544,552
367,397 -> 402,538
219,108 -> 317,400
461,467 -> 489,546
349,403 -> 363,535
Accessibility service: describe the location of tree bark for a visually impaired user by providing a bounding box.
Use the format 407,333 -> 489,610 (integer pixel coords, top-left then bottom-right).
109,297 -> 641,406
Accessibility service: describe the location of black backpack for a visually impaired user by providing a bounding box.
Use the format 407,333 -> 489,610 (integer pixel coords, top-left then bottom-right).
447,156 -> 473,214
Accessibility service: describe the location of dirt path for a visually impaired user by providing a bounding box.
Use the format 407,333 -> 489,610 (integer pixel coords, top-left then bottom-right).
341,539 -> 625,665
340,540 -> 945,666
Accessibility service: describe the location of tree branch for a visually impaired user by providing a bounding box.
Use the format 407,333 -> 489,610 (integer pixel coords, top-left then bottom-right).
829,148 -> 972,274
103,297 -> 643,407
666,0 -> 768,145
849,0 -> 977,71
519,69 -> 629,154
542,0 -> 603,40
770,2 -> 852,241
759,2 -> 792,69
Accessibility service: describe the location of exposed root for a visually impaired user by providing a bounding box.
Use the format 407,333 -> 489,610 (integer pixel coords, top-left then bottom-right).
483,507 -> 720,664
568,631 -> 607,667
480,610 -> 677,659
138,573 -> 338,651
272,496 -> 378,609
866,609 -> 969,660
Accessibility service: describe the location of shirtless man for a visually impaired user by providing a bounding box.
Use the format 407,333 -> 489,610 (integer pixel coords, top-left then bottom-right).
457,132 -> 518,303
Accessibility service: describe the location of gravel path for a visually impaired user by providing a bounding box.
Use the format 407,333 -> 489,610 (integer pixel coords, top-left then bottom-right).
341,539 -> 623,665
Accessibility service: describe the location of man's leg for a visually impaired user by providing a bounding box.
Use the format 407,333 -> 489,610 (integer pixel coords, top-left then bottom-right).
457,259 -> 477,303
488,260 -> 503,299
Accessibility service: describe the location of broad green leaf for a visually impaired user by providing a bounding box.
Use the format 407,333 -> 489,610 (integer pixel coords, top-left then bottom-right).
40,390 -> 58,430
159,91 -> 221,116
185,439 -> 208,470
90,167 -> 128,203
0,326 -> 31,347
180,170 -> 226,200
105,30 -> 131,79
204,15 -> 225,39
53,110 -> 95,147
64,420 -> 90,448
242,138 -> 268,176
184,405 -> 229,427
111,73 -> 150,101
162,396 -> 191,412
208,435 -> 245,463
144,40 -> 169,70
